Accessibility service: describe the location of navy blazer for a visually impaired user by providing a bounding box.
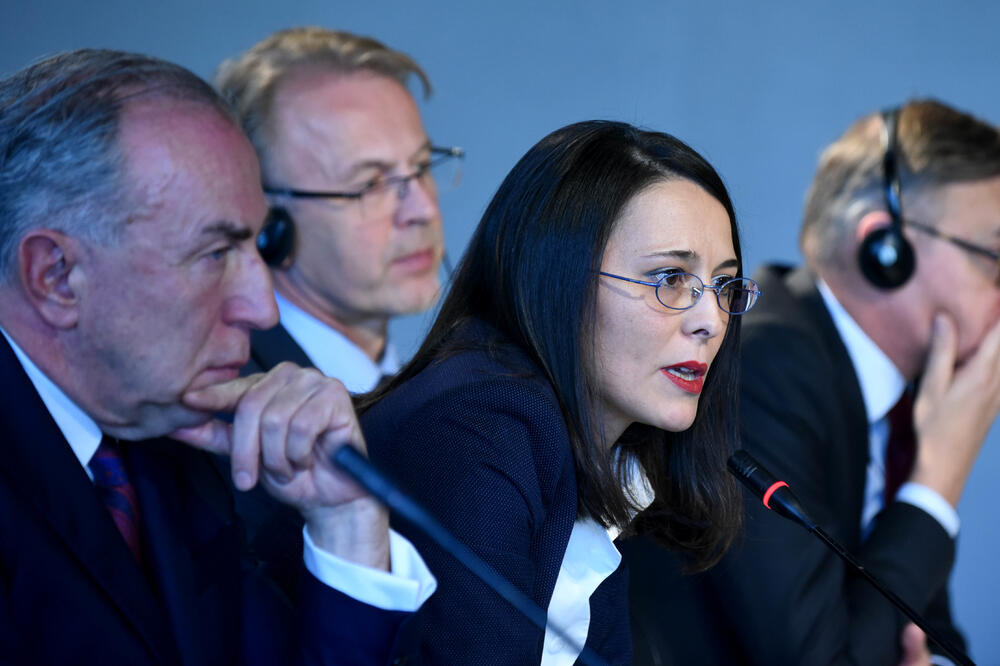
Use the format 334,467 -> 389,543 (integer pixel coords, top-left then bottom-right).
0,335 -> 408,665
624,265 -> 963,665
362,321 -> 632,665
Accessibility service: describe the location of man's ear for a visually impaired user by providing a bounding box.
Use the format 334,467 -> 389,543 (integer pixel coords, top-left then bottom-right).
17,229 -> 83,329
855,210 -> 895,243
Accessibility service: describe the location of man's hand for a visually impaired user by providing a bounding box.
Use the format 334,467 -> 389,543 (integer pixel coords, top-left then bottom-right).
897,623 -> 931,666
170,362 -> 390,570
912,313 -> 1000,507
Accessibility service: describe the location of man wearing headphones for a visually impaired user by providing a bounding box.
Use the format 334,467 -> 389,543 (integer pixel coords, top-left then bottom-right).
216,27 -> 457,392
626,100 -> 1000,664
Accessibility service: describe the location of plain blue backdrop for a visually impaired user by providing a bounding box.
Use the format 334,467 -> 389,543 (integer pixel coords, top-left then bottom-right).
2,1 -> 999,661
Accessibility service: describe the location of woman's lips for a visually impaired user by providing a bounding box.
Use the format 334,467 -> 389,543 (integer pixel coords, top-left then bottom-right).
661,361 -> 708,394
392,248 -> 435,274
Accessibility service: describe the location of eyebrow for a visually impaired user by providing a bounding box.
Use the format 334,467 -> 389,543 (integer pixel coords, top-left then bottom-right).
340,139 -> 433,181
201,221 -> 253,242
641,250 -> 740,273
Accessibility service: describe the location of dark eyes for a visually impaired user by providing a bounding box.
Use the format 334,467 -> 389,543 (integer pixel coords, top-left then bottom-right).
358,159 -> 433,193
207,245 -> 234,262
649,269 -> 737,287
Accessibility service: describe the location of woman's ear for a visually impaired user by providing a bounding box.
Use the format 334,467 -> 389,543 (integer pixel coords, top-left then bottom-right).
17,229 -> 83,329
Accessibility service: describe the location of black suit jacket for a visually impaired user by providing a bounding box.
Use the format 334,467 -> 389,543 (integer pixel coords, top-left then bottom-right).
361,320 -> 632,665
245,323 -> 313,376
0,335 -> 408,665
624,265 -> 962,665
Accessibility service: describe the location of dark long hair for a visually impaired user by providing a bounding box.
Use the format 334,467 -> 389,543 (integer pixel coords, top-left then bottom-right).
362,120 -> 743,571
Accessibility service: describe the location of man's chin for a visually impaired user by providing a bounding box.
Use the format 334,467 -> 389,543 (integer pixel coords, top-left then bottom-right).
112,403 -> 215,442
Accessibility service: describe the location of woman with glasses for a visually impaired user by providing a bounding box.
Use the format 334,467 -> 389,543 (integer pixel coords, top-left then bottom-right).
359,120 -> 760,664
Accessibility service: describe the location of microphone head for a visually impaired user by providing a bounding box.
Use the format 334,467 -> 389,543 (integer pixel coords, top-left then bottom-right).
727,450 -> 759,482
727,450 -> 815,530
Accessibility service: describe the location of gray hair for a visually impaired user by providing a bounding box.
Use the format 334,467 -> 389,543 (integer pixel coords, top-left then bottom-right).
0,48 -> 233,281
801,99 -> 1000,271
214,27 -> 431,182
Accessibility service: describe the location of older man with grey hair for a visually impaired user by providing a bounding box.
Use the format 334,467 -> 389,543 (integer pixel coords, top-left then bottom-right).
0,48 -> 434,665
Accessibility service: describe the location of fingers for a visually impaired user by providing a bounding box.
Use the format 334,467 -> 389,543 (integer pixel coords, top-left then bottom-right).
917,313 -> 956,405
178,362 -> 363,501
897,623 -> 930,666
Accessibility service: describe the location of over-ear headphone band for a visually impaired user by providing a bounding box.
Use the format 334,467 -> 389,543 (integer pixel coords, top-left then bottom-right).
856,106 -> 916,289
880,108 -> 904,226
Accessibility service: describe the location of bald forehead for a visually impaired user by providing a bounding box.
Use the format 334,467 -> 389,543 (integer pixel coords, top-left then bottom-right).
265,70 -> 427,182
118,99 -> 258,189
115,98 -> 267,234
270,71 -> 422,143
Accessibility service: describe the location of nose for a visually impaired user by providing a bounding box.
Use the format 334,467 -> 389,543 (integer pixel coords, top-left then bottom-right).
680,287 -> 728,340
224,248 -> 279,330
393,173 -> 440,228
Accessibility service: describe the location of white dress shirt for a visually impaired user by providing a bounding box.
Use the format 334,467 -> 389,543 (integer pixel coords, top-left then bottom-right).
0,327 -> 435,613
815,280 -> 959,539
274,291 -> 399,394
541,457 -> 655,665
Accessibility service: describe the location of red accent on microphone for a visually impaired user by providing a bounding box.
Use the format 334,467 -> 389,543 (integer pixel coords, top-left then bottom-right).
762,481 -> 789,509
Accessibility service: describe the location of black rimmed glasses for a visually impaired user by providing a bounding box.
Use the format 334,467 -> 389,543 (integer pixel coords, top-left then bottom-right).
907,220 -> 1000,270
599,271 -> 762,315
263,145 -> 464,216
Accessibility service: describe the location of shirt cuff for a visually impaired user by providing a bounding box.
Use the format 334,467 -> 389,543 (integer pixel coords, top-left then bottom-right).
302,526 -> 437,611
896,482 -> 960,538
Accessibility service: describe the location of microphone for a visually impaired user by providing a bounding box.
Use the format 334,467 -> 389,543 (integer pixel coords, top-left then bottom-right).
333,444 -> 610,666
727,450 -> 816,530
728,451 -> 975,666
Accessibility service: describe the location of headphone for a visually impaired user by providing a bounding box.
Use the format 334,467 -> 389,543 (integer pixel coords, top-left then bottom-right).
256,207 -> 295,267
856,107 -> 916,289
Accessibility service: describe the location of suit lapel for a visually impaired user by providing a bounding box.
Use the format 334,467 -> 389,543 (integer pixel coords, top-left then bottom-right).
0,338 -> 180,664
784,266 -> 872,545
249,324 -> 314,372
130,440 -> 242,666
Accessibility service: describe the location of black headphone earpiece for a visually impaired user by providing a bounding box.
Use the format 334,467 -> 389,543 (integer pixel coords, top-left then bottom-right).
257,207 -> 295,267
857,108 -> 916,289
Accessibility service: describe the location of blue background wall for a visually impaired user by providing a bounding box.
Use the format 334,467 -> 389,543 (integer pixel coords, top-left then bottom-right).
3,1 -> 998,660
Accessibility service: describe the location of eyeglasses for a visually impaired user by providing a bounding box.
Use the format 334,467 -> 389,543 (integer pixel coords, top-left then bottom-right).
599,271 -> 761,315
907,220 -> 1000,267
263,145 -> 464,216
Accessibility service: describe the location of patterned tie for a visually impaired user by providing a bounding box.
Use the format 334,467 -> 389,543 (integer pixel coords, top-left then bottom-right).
88,437 -> 143,564
884,389 -> 917,503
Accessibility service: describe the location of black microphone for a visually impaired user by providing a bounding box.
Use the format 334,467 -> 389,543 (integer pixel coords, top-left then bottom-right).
333,444 -> 610,666
728,450 -> 975,666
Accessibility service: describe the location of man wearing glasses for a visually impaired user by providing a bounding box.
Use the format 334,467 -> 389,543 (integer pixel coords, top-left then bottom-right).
627,100 -> 1000,665
216,27 -> 460,392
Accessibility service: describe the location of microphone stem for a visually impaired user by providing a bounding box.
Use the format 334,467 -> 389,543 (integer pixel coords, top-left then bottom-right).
335,445 -> 610,666
811,526 -> 974,666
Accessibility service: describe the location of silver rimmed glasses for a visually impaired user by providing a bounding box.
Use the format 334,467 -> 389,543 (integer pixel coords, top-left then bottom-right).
599,271 -> 761,315
263,145 -> 464,217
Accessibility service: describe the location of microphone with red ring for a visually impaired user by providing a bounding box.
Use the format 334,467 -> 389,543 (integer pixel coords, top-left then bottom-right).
727,450 -> 974,666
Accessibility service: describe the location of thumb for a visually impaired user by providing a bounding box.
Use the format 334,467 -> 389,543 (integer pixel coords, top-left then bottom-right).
918,314 -> 956,404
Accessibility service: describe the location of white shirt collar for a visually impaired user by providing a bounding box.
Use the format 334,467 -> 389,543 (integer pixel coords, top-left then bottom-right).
274,291 -> 399,394
816,279 -> 905,423
1,326 -> 102,471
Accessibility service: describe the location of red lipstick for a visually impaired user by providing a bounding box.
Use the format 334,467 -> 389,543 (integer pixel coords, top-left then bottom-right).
661,361 -> 708,394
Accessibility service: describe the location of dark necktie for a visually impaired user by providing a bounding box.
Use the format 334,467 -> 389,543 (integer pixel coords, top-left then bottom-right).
88,437 -> 143,563
884,390 -> 917,503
